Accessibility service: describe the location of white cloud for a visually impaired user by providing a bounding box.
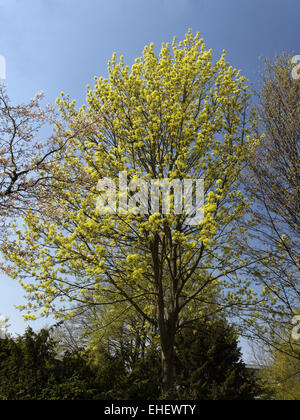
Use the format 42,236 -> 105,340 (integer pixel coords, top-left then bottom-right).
0,315 -> 8,339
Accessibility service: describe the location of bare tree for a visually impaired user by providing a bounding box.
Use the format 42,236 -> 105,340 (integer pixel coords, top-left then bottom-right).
244,54 -> 300,354
0,83 -> 67,232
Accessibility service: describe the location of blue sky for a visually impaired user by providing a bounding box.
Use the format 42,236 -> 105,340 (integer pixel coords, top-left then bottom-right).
0,0 -> 299,353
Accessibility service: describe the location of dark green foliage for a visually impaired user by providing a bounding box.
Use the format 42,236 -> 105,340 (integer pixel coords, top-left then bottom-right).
174,319 -> 259,400
0,327 -> 161,400
0,322 -> 259,400
120,347 -> 162,400
0,328 -> 97,400
92,345 -> 162,400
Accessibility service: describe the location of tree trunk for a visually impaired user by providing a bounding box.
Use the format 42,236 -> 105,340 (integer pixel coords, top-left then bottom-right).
160,318 -> 176,398
152,233 -> 177,397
